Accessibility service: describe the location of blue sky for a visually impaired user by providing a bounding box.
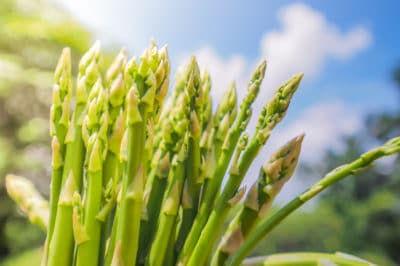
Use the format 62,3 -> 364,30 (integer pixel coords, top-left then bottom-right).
54,0 -> 400,200
54,0 -> 400,115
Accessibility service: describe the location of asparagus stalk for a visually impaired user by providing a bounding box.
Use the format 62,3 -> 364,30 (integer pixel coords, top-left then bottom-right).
152,45 -> 170,122
46,49 -> 71,262
6,175 -> 49,230
48,42 -> 101,266
103,143 -> 125,266
211,134 -> 304,266
137,148 -> 171,265
213,81 -> 238,159
157,63 -> 186,124
48,169 -> 76,266
176,57 -> 203,252
178,60 -> 266,264
164,221 -> 178,266
197,73 -> 213,189
187,73 -> 303,266
199,126 -> 215,201
145,44 -> 170,181
199,70 -> 213,134
113,42 -> 168,265
44,47 -> 73,265
148,134 -> 189,266
98,49 -> 127,266
75,79 -> 109,265
48,47 -> 72,241
226,136 -> 400,266
199,81 -> 237,205
138,93 -> 186,264
151,65 -> 184,161
113,78 -> 146,266
103,49 -> 127,186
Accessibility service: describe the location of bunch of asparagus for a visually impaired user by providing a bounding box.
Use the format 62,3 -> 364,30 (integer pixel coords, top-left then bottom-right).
6,41 -> 400,266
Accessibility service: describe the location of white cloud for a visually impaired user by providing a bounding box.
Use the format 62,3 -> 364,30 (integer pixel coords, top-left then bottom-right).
260,3 -> 372,89
179,3 -> 372,102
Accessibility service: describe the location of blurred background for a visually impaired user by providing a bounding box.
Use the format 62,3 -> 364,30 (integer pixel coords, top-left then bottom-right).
0,0 -> 399,265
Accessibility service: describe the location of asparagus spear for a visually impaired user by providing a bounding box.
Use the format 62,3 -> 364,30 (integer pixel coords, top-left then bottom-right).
198,70 -> 213,183
242,252 -> 376,266
112,76 -> 146,266
6,174 -> 49,230
138,93 -> 186,264
157,62 -> 186,124
105,55 -> 141,265
227,136 -> 400,266
148,133 -> 189,266
48,42 -> 101,266
211,134 -> 304,266
153,45 -> 170,122
187,73 -> 303,266
197,73 -> 213,188
113,42 -> 169,265
103,49 -> 127,187
212,81 -> 238,159
176,57 -> 203,252
97,49 -> 127,266
103,133 -> 127,266
48,47 -> 72,226
178,60 -> 266,265
199,70 -> 213,134
150,66 -> 185,174
199,81 -> 237,205
75,79 -> 109,266
45,47 -> 72,264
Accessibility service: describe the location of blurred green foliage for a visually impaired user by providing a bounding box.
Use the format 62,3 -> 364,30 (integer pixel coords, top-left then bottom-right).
0,0 -> 93,259
0,247 -> 41,266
